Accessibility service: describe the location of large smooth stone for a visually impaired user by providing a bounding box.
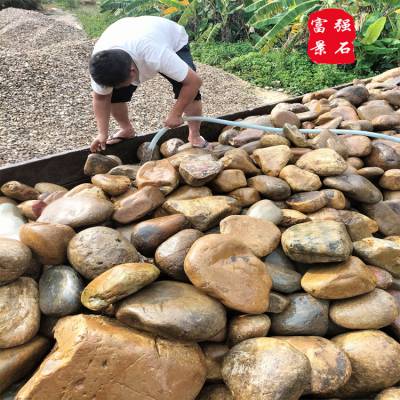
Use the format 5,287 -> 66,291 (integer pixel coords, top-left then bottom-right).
331,330 -> 400,398
368,265 -> 393,289
357,100 -> 395,120
0,336 -> 51,394
81,263 -> 160,311
197,384 -> 233,400
247,175 -> 291,200
362,201 -> 400,236
0,204 -> 26,241
160,138 -> 184,158
1,181 -> 39,201
253,145 -> 291,176
38,196 -> 113,228
168,148 -> 215,168
342,135 -> 372,157
279,165 -> 321,192
16,314 -> 206,400
210,170 -> 247,193
179,158 -> 223,187
19,222 -> 75,266
221,149 -> 260,175
380,169 -> 400,190
184,234 -> 272,313
270,293 -> 329,336
366,142 -> 400,171
136,159 -> 179,195
283,124 -> 309,147
309,130 -> 348,159
113,186 -> 165,224
271,110 -> 301,128
65,183 -> 107,200
220,215 -> 280,257
228,314 -> 271,345
282,221 -> 353,263
131,214 -> 188,256
277,336 -> 351,395
330,288 -> 399,329
376,388 -> 400,400
260,133 -> 290,147
246,199 -> 283,224
301,256 -> 376,299
201,343 -> 229,382
354,237 -> 400,278
116,281 -> 226,341
221,337 -> 310,400
323,174 -> 382,204
167,185 -> 212,201
333,85 -> 369,106
219,128 -> 239,145
296,149 -> 347,176
67,227 -> 140,280
322,189 -> 346,210
372,114 -> 400,130
109,164 -> 140,180
155,229 -> 203,281
34,182 -> 67,194
0,278 -> 40,348
84,153 -> 119,176
230,129 -> 264,147
163,196 -> 240,232
91,174 -> 131,196
228,187 -> 261,207
263,248 -> 302,294
286,191 -> 327,213
39,265 -> 84,317
0,238 -> 32,285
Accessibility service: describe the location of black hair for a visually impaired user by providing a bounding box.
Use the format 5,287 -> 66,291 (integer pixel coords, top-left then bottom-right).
89,49 -> 133,87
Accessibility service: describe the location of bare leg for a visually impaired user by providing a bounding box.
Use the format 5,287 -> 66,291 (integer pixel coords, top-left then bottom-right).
107,102 -> 135,144
184,100 -> 204,147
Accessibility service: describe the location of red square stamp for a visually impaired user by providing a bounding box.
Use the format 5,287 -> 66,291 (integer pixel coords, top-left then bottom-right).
307,8 -> 356,64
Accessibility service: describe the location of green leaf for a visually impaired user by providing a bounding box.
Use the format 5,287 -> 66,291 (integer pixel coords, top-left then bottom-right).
248,1 -> 283,24
361,16 -> 387,44
255,0 -> 320,50
244,0 -> 270,13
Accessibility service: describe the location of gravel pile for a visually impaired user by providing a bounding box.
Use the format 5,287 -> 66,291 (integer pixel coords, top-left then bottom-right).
0,8 -> 273,167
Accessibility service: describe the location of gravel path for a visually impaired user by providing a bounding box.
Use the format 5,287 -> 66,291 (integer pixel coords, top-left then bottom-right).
0,8 -> 289,166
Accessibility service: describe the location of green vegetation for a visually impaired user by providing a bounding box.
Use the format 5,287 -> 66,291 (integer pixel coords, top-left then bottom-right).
74,7 -> 118,38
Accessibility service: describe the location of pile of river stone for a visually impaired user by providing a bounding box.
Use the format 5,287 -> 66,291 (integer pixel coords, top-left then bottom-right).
1,68 -> 400,400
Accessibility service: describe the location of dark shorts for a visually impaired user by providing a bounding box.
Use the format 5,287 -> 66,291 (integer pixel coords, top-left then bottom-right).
111,43 -> 201,103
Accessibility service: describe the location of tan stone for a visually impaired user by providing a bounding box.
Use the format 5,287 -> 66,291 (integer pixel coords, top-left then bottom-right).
116,281 -> 227,341
0,336 -> 51,393
155,229 -> 203,281
160,138 -> 185,157
228,314 -> 271,345
373,114 -> 400,130
367,265 -> 394,289
247,175 -> 291,200
220,215 -> 281,258
17,200 -> 42,220
167,185 -> 212,201
271,110 -> 301,128
222,338 -> 311,400
91,174 -> 131,196
67,227 -> 140,280
309,130 -> 348,159
296,148 -> 347,176
358,166 -> 385,178
1,181 -> 39,201
330,288 -> 399,329
168,148 -> 215,168
341,119 -> 373,132
163,196 -> 240,232
380,169 -> 400,190
357,100 -> 395,121
286,191 -> 327,213
253,145 -> 291,176
136,159 -> 179,195
221,148 -> 260,175
16,315 -> 206,400
277,336 -> 352,395
179,157 -> 223,187
333,85 -> 369,106
322,189 -> 346,209
228,187 -> 260,207
366,142 -> 400,171
331,330 -> 400,398
282,221 -> 353,263
211,170 -> 247,193
347,156 -> 364,169
84,153 -> 119,176
20,222 -> 75,266
131,214 -> 189,256
354,237 -> 400,278
38,196 -> 113,228
376,387 -> 400,400
279,165 -> 321,192
362,201 -> 400,236
81,263 -> 159,311
301,256 -> 377,299
0,238 -> 32,285
280,209 -> 309,227
184,234 -> 272,313
259,134 -> 289,147
113,186 -> 165,224
0,278 -> 40,349
64,183 -> 108,200
34,183 -> 67,194
109,164 -> 141,180
201,343 -> 229,382
229,129 -> 264,147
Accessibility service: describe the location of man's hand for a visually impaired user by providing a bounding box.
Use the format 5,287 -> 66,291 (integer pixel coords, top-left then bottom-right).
164,113 -> 184,129
90,134 -> 107,153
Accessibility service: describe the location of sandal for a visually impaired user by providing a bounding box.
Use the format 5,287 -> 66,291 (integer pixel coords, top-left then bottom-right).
191,136 -> 212,149
106,131 -> 135,145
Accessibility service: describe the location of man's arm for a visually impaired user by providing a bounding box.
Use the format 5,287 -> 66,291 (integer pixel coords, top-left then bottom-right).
164,69 -> 202,128
90,92 -> 112,152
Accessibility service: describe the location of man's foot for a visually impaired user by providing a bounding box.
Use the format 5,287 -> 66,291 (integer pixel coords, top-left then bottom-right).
190,135 -> 212,149
106,127 -> 135,145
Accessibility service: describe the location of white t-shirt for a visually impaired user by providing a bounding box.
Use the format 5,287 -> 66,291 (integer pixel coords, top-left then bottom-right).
90,16 -> 189,95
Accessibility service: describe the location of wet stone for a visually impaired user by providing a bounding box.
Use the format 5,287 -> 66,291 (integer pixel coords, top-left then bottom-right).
286,191 -> 327,213
296,148 -> 347,176
246,199 -> 283,225
253,145 -> 291,177
279,165 -> 321,192
228,187 -> 260,207
210,170 -> 247,193
221,148 -> 260,175
109,164 -> 140,180
91,174 -> 131,196
39,265 -> 84,317
247,175 -> 291,200
228,314 -> 271,345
